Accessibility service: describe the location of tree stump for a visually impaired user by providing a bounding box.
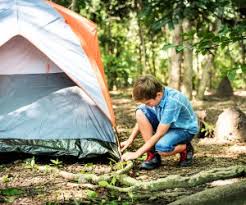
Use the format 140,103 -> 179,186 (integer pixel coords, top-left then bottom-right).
216,76 -> 233,97
214,107 -> 246,142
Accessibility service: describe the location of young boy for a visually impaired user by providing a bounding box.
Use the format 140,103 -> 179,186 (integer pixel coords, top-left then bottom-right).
121,75 -> 199,170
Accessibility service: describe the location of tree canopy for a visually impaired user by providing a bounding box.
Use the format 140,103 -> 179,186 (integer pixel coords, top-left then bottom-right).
55,0 -> 245,96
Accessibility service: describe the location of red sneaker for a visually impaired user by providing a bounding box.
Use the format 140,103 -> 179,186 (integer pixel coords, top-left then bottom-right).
178,143 -> 194,167
140,151 -> 161,170
146,151 -> 155,161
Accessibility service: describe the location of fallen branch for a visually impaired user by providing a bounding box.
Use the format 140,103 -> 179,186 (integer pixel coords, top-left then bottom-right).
117,189 -> 191,202
169,178 -> 246,205
38,160 -> 134,184
105,165 -> 246,192
38,163 -> 246,194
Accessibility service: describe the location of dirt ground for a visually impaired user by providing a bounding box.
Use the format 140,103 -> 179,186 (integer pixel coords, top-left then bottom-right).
0,90 -> 246,204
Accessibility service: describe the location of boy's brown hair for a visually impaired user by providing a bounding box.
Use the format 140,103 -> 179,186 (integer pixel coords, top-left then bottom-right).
132,75 -> 163,101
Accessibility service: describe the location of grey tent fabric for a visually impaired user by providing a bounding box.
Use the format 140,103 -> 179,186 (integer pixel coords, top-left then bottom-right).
0,0 -> 119,160
0,0 -> 111,119
0,73 -> 119,159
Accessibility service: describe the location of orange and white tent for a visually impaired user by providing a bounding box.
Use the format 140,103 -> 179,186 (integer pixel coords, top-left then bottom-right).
0,0 -> 120,159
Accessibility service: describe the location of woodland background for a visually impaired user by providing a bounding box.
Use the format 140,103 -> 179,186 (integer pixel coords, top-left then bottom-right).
0,0 -> 245,204
54,0 -> 246,98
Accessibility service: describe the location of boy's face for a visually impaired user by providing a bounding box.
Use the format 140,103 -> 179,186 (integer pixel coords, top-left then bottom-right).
140,92 -> 163,107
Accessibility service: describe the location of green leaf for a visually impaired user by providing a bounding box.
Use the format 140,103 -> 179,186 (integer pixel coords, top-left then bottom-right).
176,45 -> 184,53
86,190 -> 97,199
162,43 -> 176,50
107,201 -> 118,205
30,157 -> 35,167
128,191 -> 134,201
98,180 -> 109,187
110,176 -> 117,186
24,157 -> 37,169
1,175 -> 10,183
242,65 -> 246,73
3,196 -> 17,203
113,161 -> 125,170
212,36 -> 221,43
0,188 -> 24,196
227,70 -> 236,81
84,163 -> 93,167
50,159 -> 62,166
137,153 -> 147,161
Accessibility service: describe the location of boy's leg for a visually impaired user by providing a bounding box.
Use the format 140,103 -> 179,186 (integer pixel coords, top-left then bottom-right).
136,105 -> 159,141
158,144 -> 186,157
136,105 -> 161,170
155,128 -> 194,166
135,109 -> 153,141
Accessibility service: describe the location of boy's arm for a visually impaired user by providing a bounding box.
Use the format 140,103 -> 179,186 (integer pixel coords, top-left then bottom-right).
120,123 -> 139,152
121,124 -> 170,161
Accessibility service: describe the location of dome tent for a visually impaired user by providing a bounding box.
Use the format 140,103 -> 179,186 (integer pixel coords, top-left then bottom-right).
0,0 -> 120,160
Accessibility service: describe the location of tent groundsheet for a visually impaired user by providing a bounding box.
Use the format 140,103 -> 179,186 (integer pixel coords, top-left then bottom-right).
0,73 -> 119,159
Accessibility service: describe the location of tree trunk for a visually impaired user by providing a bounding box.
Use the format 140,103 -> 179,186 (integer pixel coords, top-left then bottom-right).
139,22 -> 147,74
71,0 -> 78,12
240,38 -> 245,64
151,42 -> 156,75
168,22 -> 182,90
169,179 -> 246,205
135,0 -> 147,75
182,18 -> 193,99
197,54 -> 213,100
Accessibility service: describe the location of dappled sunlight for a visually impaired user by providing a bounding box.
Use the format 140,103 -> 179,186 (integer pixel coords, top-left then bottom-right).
198,138 -> 232,145
228,144 -> 246,155
197,139 -> 246,158
209,178 -> 241,187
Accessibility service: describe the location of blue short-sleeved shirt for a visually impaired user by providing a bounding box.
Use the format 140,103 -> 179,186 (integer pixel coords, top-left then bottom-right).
154,87 -> 199,134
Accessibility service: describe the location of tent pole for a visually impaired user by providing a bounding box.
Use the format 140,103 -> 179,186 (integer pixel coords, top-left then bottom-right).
113,126 -> 122,160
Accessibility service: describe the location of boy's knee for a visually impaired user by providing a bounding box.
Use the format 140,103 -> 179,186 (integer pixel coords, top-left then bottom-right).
155,142 -> 174,153
155,136 -> 175,152
135,104 -> 159,130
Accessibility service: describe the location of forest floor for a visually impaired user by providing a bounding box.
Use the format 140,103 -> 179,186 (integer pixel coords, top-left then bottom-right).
0,89 -> 246,205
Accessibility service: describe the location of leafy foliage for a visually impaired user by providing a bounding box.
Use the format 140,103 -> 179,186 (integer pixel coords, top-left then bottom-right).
55,0 -> 246,90
50,158 -> 63,167
201,121 -> 215,138
0,188 -> 23,196
24,157 -> 37,170
86,189 -> 98,199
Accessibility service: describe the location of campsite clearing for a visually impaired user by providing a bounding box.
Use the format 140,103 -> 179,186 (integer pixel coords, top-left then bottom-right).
0,89 -> 245,204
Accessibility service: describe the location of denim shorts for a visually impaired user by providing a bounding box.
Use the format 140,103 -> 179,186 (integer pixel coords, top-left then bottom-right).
137,105 -> 194,152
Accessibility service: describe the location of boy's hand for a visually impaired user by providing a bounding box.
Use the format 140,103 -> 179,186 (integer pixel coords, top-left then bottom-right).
120,139 -> 132,153
121,152 -> 138,161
